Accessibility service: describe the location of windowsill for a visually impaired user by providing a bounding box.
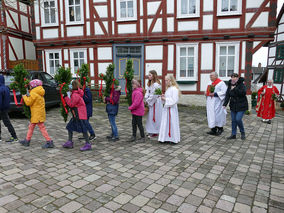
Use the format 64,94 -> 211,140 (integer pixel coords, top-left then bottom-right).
176,80 -> 197,84
217,12 -> 242,16
41,23 -> 59,28
116,17 -> 137,22
176,14 -> 200,19
65,21 -> 84,26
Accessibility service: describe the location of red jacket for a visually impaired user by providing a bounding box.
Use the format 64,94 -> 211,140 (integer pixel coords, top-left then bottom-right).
128,88 -> 145,116
64,88 -> 87,120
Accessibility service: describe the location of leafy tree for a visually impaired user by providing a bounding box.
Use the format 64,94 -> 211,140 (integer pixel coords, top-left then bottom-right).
123,60 -> 134,106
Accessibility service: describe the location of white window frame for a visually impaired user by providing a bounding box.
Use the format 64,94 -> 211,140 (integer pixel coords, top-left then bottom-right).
45,50 -> 62,76
41,0 -> 59,27
215,42 -> 240,80
177,0 -> 200,18
176,43 -> 198,81
116,0 -> 137,22
217,0 -> 242,16
65,0 -> 84,25
70,49 -> 87,76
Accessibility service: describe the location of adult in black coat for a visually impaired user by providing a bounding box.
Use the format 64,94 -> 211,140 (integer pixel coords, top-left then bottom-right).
0,75 -> 18,142
223,73 -> 248,140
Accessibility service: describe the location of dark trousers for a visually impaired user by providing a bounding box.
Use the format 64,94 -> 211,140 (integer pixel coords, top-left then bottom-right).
0,110 -> 17,139
132,115 -> 145,138
68,130 -> 89,144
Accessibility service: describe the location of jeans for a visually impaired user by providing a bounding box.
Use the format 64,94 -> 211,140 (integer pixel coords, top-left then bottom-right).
231,111 -> 245,135
132,115 -> 145,138
108,114 -> 118,138
86,118 -> 95,136
26,122 -> 51,141
0,110 -> 17,139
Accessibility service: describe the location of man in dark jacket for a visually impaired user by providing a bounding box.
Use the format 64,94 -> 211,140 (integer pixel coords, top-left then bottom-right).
0,75 -> 18,142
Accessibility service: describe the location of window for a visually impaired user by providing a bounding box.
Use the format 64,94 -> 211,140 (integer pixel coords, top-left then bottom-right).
65,0 -> 84,24
46,51 -> 61,76
217,0 -> 241,16
176,44 -> 198,80
41,0 -> 58,26
273,69 -> 283,83
276,45 -> 284,60
177,0 -> 200,18
216,42 -> 240,78
70,49 -> 87,75
117,0 -> 137,21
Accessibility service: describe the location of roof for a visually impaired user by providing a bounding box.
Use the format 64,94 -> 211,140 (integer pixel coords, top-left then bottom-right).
254,69 -> 268,83
252,67 -> 265,74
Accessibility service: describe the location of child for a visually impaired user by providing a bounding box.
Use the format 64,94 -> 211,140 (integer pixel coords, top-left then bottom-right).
105,85 -> 121,142
145,70 -> 163,138
158,74 -> 180,144
20,79 -> 54,148
63,80 -> 91,151
0,74 -> 18,143
128,79 -> 145,142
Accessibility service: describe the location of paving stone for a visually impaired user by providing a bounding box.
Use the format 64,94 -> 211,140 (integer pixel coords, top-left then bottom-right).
234,203 -> 251,213
216,199 -> 234,212
178,203 -> 197,213
113,193 -> 133,205
59,201 -> 83,213
130,195 -> 150,207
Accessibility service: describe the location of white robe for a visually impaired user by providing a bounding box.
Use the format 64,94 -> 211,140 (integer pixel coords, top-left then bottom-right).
206,81 -> 227,128
158,86 -> 180,143
145,83 -> 163,134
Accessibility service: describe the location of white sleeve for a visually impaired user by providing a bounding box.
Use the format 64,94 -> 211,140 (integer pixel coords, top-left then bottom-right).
146,83 -> 161,106
165,87 -> 179,107
216,82 -> 227,101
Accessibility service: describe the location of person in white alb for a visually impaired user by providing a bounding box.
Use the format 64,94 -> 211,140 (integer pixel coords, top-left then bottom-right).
206,72 -> 227,136
158,74 -> 180,144
145,70 -> 163,138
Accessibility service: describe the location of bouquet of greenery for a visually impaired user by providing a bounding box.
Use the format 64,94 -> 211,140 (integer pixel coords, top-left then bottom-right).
209,85 -> 215,93
78,64 -> 90,89
124,60 -> 134,106
99,64 -> 119,98
272,93 -> 278,101
154,88 -> 162,95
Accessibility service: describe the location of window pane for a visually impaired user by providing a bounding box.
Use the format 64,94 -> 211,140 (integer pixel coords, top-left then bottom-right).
230,0 -> 237,11
188,47 -> 194,56
79,52 -> 84,58
44,2 -> 49,8
69,0 -> 73,5
69,7 -> 74,21
180,48 -> 186,56
74,52 -> 78,58
180,57 -> 186,77
75,6 -> 81,21
50,8 -> 56,23
74,60 -> 78,66
44,9 -> 50,24
120,2 -> 126,18
228,56 -> 234,76
188,57 -> 194,77
219,56 -> 226,77
127,0 -> 133,17
55,53 -> 59,59
80,59 -> 84,66
55,60 -> 60,67
222,0 -> 228,12
75,0 -> 80,4
228,46 -> 235,55
189,0 -> 196,14
117,47 -> 128,54
49,53 -> 54,59
50,1 -> 55,7
220,46 -> 226,55
50,60 -> 54,68
50,67 -> 54,75
181,0 -> 188,14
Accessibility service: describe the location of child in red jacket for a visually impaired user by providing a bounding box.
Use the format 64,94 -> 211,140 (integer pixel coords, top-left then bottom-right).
128,79 -> 145,142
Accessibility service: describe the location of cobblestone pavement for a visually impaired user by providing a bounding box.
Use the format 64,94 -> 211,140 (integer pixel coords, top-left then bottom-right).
0,104 -> 283,213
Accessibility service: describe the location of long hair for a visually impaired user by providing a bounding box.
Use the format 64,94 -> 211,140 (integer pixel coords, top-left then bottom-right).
165,74 -> 181,96
72,80 -> 82,90
132,78 -> 145,95
147,70 -> 161,87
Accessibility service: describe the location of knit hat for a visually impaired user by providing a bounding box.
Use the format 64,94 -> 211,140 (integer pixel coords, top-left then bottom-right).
29,79 -> 43,88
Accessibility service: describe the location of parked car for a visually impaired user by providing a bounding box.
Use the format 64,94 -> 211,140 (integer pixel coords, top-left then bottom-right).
2,70 -> 60,112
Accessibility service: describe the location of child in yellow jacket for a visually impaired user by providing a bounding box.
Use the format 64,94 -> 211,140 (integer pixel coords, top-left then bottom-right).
19,79 -> 54,148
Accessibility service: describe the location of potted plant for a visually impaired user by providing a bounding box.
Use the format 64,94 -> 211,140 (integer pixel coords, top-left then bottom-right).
251,92 -> 257,108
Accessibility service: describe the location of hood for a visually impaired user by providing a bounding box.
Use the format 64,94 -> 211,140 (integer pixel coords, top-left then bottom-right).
73,88 -> 84,96
134,87 -> 144,94
0,75 -> 4,86
31,86 -> 45,97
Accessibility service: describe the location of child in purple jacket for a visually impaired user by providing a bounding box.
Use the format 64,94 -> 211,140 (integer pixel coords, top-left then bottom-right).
128,79 -> 145,142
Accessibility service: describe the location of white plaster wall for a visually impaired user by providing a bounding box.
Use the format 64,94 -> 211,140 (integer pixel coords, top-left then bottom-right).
167,18 -> 174,32
111,0 -> 114,16
98,63 -> 112,75
218,18 -> 240,29
269,47 -> 276,57
90,63 -> 94,77
140,19 -> 143,33
203,15 -> 213,30
281,14 -> 284,23
64,63 -> 69,68
253,41 -> 260,49
20,15 -> 29,33
103,21 -> 108,33
87,22 -> 90,36
96,5 -> 108,18
148,19 -> 153,30
241,41 -> 246,70
97,47 -> 112,60
140,0 -> 143,15
167,45 -> 174,70
24,41 -> 36,60
277,33 -> 284,42
203,0 -> 213,11
19,2 -> 27,13
145,45 -> 163,60
179,84 -> 197,92
245,13 -> 254,26
86,0 -> 90,19
61,24 -> 64,37
89,48 -> 94,60
6,10 -> 19,29
60,0 -> 63,21
147,1 -> 160,15
93,0 -> 107,2
201,43 -> 213,70
178,21 -> 198,31
167,0 -> 174,14
64,49 -> 68,60
6,0 -> 17,9
34,1 -> 40,24
9,47 -> 16,60
67,26 -> 83,37
9,37 -> 23,59
95,22 -> 104,35
246,0 -> 264,8
118,24 -> 136,34
252,12 -> 268,28
268,58 -> 274,66
36,27 -> 41,40
145,63 -> 163,75
278,24 -> 284,34
268,69 -> 273,80
200,73 -> 210,92
152,18 -> 162,32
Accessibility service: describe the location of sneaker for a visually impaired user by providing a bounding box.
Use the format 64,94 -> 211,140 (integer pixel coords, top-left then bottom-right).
0,137 -> 2,142
241,133 -> 246,140
106,135 -> 113,139
42,140 -> 54,149
206,129 -> 217,135
89,135 -> 96,141
138,137 -> 146,143
111,137 -> 119,142
128,136 -> 136,142
19,139 -> 30,147
6,137 -> 18,143
62,141 -> 73,148
80,143 -> 92,151
227,135 -> 236,140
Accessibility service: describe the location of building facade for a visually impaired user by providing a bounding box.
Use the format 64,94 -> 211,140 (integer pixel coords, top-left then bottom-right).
0,0 -> 36,70
33,0 -> 277,103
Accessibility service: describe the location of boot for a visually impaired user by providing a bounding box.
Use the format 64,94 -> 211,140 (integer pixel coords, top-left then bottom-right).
19,139 -> 30,147
207,127 -> 217,135
241,133 -> 246,140
216,127 -> 224,136
62,141 -> 73,148
80,143 -> 92,151
42,140 -> 54,149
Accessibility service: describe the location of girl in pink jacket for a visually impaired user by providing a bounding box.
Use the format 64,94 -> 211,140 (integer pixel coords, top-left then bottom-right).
128,79 -> 145,142
63,80 -> 91,151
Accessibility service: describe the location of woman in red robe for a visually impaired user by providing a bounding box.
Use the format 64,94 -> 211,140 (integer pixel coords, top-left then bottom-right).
256,80 -> 279,124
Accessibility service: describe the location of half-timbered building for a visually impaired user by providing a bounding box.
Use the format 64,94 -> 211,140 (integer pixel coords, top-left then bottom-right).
33,0 -> 277,104
266,3 -> 284,100
0,0 -> 36,71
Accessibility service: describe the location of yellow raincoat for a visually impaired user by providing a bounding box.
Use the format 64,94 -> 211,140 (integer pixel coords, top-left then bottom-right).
23,86 -> 46,123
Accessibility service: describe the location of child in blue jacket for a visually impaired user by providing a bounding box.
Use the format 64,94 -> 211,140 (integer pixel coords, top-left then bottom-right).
83,87 -> 96,140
